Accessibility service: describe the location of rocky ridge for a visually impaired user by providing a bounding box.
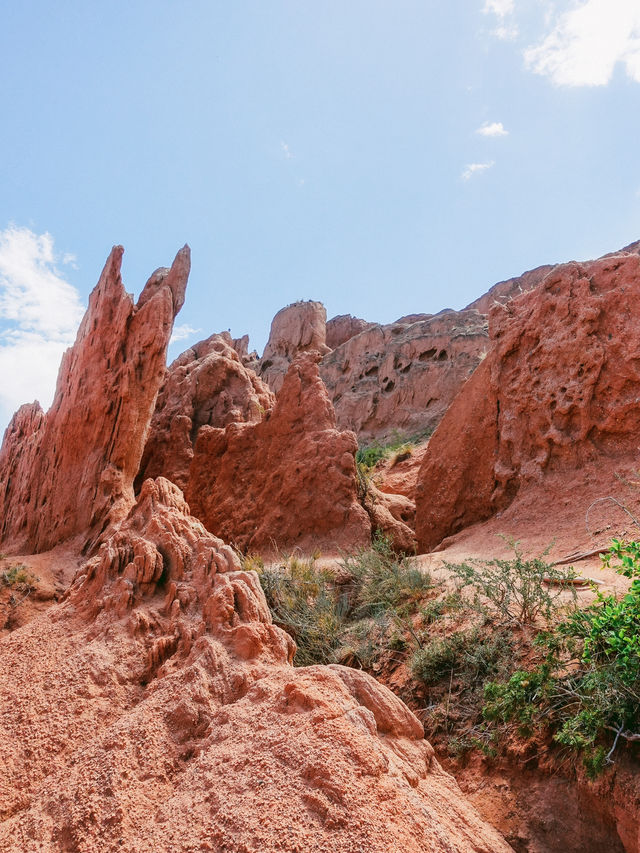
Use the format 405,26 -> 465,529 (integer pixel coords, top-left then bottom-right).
0,245 -> 189,554
0,245 -> 517,849
416,247 -> 640,551
0,476 -> 511,852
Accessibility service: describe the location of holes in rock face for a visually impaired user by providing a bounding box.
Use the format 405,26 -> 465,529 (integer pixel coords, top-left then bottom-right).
400,363 -> 411,373
382,379 -> 395,393
364,365 -> 379,377
155,545 -> 172,588
419,349 -> 437,362
437,350 -> 447,361
261,359 -> 273,371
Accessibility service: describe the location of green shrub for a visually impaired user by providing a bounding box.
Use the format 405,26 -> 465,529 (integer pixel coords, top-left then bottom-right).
1,564 -> 33,589
482,540 -> 640,773
445,544 -> 577,625
253,536 -> 434,667
355,429 -> 432,473
342,531 -> 433,617
257,556 -> 347,666
411,628 -> 513,685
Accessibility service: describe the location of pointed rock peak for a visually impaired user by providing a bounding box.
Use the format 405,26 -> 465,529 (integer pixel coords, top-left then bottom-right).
0,244 -> 191,555
98,244 -> 125,293
138,244 -> 190,313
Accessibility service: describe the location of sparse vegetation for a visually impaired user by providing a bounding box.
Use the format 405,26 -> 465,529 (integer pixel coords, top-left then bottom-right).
355,428 -> 432,473
343,531 -> 433,617
482,540 -> 640,775
251,533 -> 434,667
254,555 -> 347,666
445,542 -> 578,626
250,534 -> 640,776
1,564 -> 34,589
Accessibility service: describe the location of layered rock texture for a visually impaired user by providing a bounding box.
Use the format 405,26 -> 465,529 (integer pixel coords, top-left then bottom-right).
187,352 -> 371,553
0,245 -> 189,554
0,478 -> 511,852
256,300 -> 489,442
137,332 -> 274,492
320,309 -> 488,441
416,248 -> 640,551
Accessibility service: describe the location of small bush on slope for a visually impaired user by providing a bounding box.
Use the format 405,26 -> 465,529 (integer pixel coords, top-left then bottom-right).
445,542 -> 578,626
483,540 -> 640,776
252,534 -> 434,666
355,428 -> 432,473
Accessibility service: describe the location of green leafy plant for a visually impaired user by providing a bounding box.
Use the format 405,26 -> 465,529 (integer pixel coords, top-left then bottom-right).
482,540 -> 640,774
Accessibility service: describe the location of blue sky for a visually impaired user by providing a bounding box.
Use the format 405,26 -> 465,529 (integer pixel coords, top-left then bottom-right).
2,0 -> 640,430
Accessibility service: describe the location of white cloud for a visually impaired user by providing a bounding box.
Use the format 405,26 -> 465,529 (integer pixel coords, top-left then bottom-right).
483,0 -> 514,17
476,121 -> 509,137
461,161 -> 495,180
525,0 -> 640,86
169,323 -> 200,345
493,23 -> 519,40
483,0 -> 518,38
280,141 -> 294,159
0,225 -> 84,430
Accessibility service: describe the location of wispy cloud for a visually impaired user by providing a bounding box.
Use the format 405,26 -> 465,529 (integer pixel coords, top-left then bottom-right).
170,323 -> 200,345
280,141 -> 294,159
0,225 -> 84,430
461,161 -> 495,180
476,121 -> 509,137
483,0 -> 514,17
525,0 -> 640,86
483,0 -> 518,39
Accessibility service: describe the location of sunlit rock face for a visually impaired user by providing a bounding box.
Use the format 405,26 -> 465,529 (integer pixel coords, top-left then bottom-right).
187,352 -> 372,554
416,249 -> 640,551
0,245 -> 189,554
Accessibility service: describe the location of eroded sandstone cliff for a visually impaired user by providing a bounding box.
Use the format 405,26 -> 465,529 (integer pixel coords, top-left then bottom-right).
187,352 -> 371,553
0,476 -> 512,852
416,248 -> 640,551
0,245 -> 189,554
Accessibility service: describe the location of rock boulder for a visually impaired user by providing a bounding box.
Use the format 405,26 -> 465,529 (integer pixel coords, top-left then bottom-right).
137,332 -> 274,492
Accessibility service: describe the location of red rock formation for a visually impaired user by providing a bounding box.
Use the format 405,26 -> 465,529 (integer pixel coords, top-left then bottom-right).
0,476 -> 512,852
465,264 -> 554,314
0,245 -> 189,554
137,332 -> 274,492
362,482 -> 417,553
0,402 -> 45,546
416,249 -> 640,551
260,300 -> 330,391
187,352 -> 371,554
325,313 -> 376,349
374,441 -> 430,501
320,310 -> 488,442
